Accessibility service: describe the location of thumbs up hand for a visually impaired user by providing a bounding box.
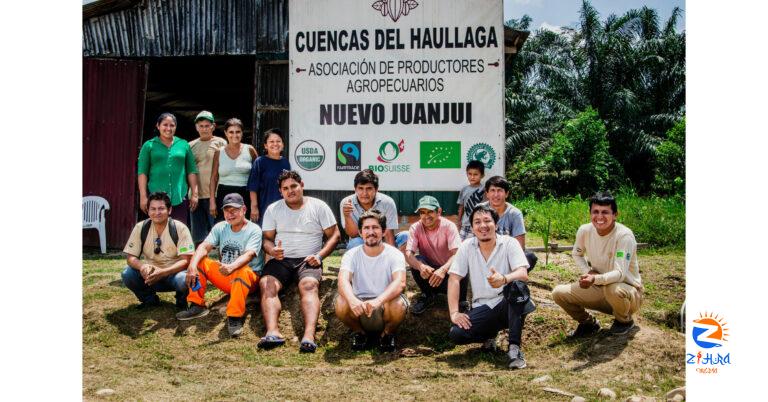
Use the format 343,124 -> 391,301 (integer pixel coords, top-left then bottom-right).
273,239 -> 285,260
486,267 -> 506,288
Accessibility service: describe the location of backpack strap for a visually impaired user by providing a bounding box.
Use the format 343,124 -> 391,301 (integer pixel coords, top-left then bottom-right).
168,219 -> 179,246
140,218 -> 179,254
139,219 -> 152,256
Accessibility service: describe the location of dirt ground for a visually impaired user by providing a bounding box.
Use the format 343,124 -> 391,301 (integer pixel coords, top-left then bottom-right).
82,248 -> 685,401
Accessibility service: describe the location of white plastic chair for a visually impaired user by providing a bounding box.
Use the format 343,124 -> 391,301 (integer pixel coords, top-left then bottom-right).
83,196 -> 110,253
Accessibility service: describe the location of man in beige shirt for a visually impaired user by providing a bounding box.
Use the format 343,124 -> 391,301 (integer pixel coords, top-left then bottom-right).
552,192 -> 643,336
122,192 -> 196,309
188,110 -> 227,244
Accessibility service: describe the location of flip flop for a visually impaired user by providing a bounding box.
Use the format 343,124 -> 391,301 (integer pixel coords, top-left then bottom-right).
257,334 -> 285,350
299,339 -> 317,353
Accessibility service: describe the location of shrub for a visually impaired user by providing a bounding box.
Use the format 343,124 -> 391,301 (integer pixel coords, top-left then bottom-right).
652,118 -> 686,197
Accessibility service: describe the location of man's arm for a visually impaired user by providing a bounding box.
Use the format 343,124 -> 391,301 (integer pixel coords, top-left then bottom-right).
405,250 -> 433,277
341,198 -> 359,238
186,173 -> 199,211
514,234 -> 525,250
428,248 -> 458,287
572,226 -> 591,274
448,273 -> 471,329
309,225 -> 340,263
219,250 -> 256,276
368,271 -> 406,308
262,229 -> 279,257
338,269 -> 365,317
456,205 -> 464,228
186,241 -> 214,286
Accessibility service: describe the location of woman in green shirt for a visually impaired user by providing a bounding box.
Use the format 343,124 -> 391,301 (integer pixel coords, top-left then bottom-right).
137,113 -> 199,225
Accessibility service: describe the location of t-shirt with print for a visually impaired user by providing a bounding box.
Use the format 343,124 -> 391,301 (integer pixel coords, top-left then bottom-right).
339,192 -> 399,233
457,183 -> 485,237
406,217 -> 461,267
340,243 -> 406,299
204,220 -> 264,273
449,235 -> 529,309
262,197 -> 337,258
123,219 -> 195,269
188,136 -> 227,199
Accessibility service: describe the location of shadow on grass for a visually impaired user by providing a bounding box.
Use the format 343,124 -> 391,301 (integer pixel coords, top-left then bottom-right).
105,296 -> 234,340
548,326 -> 641,371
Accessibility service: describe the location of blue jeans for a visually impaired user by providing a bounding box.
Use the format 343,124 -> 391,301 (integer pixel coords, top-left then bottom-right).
346,231 -> 409,249
121,266 -> 188,307
190,198 -> 216,243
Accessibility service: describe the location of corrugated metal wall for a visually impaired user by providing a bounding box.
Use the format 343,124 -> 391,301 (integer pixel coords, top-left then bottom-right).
83,0 -> 288,57
83,58 -> 148,248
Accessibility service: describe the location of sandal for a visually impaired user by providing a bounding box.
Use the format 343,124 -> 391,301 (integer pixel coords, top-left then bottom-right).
299,339 -> 317,353
257,334 -> 285,350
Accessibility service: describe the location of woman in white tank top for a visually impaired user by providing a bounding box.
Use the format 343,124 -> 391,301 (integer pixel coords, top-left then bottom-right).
209,118 -> 258,221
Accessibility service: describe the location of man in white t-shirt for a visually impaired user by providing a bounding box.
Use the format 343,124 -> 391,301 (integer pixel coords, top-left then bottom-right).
335,209 -> 408,352
448,204 -> 535,370
258,170 -> 340,353
552,192 -> 643,337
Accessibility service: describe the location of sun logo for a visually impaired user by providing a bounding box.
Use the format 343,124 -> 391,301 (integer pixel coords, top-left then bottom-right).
692,312 -> 729,349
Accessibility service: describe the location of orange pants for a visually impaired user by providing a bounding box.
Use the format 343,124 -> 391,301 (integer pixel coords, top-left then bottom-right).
187,257 -> 260,318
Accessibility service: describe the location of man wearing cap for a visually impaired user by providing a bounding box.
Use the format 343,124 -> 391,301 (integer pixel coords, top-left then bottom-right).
404,195 -> 469,315
335,209 -> 408,352
475,176 -> 538,270
176,193 -> 264,338
448,203 -> 534,370
188,111 -> 227,245
258,170 -> 340,352
340,169 -> 407,250
122,191 -> 196,310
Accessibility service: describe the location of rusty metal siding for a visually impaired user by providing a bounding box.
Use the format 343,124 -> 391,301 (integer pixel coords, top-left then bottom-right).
83,58 -> 148,249
83,0 -> 288,58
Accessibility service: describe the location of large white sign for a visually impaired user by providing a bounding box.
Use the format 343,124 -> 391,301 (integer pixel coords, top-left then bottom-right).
289,0 -> 504,190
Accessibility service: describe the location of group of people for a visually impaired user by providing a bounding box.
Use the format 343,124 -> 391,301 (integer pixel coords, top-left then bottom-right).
121,111 -> 644,369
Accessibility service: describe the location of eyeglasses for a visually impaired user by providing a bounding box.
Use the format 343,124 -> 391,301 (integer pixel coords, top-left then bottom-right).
154,237 -> 162,254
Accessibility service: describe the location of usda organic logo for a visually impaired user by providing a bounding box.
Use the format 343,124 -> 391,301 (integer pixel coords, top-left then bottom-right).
295,140 -> 325,171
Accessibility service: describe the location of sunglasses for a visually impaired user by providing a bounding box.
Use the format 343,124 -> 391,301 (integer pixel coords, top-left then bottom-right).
154,237 -> 162,254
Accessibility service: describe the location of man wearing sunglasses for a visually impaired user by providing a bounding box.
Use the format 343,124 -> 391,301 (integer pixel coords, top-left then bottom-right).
122,192 -> 196,310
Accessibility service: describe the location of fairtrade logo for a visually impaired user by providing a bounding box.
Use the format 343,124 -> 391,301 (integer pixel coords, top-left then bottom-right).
377,139 -> 405,163
371,0 -> 418,22
336,141 -> 362,171
420,141 -> 461,169
692,312 -> 729,349
294,140 -> 325,171
466,142 -> 497,169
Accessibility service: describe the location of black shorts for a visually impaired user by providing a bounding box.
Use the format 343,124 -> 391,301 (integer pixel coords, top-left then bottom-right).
262,257 -> 323,288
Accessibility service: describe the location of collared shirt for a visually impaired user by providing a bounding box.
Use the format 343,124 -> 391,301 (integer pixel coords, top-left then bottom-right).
138,136 -> 199,206
123,219 -> 195,269
406,217 -> 461,267
339,192 -> 399,232
188,136 -> 227,199
449,234 -> 529,308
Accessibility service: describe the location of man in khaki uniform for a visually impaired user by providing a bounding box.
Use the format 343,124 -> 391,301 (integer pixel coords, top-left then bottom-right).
122,192 -> 196,309
188,110 -> 227,244
552,192 -> 643,336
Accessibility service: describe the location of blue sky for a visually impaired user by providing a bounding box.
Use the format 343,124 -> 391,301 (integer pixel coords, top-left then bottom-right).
504,0 -> 686,32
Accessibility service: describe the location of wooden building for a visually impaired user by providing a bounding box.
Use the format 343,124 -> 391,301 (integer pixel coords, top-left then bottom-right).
82,0 -> 528,249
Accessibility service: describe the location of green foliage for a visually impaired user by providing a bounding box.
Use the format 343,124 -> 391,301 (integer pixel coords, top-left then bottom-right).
652,118 -> 686,196
505,1 -> 685,194
508,108 -> 624,198
515,193 -> 685,248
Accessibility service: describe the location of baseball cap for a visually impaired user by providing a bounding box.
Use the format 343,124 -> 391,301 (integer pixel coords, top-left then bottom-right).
195,110 -> 215,123
222,193 -> 245,209
415,195 -> 440,212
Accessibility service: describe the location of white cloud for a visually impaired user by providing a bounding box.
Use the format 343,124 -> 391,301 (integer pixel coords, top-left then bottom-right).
540,22 -> 565,34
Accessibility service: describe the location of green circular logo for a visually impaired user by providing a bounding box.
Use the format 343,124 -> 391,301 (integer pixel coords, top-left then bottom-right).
377,141 -> 399,163
294,140 -> 325,171
466,143 -> 496,169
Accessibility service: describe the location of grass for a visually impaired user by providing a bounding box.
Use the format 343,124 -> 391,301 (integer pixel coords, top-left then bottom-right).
515,194 -> 685,249
83,246 -> 685,400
